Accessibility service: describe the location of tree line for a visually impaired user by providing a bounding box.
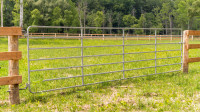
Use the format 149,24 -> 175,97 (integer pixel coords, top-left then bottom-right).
1,0 -> 200,33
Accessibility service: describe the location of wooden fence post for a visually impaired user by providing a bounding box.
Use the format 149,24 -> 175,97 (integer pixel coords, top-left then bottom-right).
8,35 -> 20,104
183,30 -> 189,73
0,27 -> 22,105
171,35 -> 173,41
149,35 -> 150,41
160,35 -> 161,40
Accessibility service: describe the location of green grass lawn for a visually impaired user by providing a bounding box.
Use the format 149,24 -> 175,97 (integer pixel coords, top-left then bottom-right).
1,37 -> 200,111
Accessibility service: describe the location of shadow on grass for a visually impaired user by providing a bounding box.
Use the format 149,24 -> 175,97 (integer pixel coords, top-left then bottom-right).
23,72 -> 181,104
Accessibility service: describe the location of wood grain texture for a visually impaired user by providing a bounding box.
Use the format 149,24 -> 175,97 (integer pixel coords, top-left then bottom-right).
0,76 -> 22,86
187,30 -> 200,36
188,57 -> 200,63
0,27 -> 22,36
8,35 -> 20,105
183,30 -> 189,73
0,51 -> 22,61
188,44 -> 200,49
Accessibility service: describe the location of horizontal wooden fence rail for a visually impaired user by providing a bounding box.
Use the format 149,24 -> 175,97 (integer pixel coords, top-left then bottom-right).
20,33 -> 200,41
0,27 -> 22,36
0,51 -> 22,61
188,57 -> 200,63
187,44 -> 200,49
0,27 -> 22,105
26,33 -> 183,41
183,30 -> 200,73
0,76 -> 22,86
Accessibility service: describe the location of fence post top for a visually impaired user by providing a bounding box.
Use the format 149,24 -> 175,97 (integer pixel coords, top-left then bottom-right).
183,30 -> 200,36
0,27 -> 22,36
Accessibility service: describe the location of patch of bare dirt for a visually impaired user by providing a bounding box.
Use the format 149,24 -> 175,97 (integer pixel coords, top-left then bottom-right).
98,87 -> 136,106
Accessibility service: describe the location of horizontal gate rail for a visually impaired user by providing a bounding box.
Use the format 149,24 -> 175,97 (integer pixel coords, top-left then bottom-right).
28,35 -> 181,38
29,46 -> 181,50
42,63 -> 182,82
35,70 -> 182,93
27,26 -> 182,30
27,26 -> 183,93
29,43 -> 182,50
30,57 -> 182,72
30,62 -> 182,72
29,50 -> 181,62
30,55 -> 181,62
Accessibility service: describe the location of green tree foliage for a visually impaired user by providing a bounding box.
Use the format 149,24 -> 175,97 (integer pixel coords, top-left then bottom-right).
0,0 -> 198,33
94,11 -> 104,27
87,11 -> 105,33
188,0 -> 200,30
30,9 -> 43,25
64,5 -> 79,27
52,7 -> 63,26
133,14 -> 146,34
175,0 -> 189,29
30,8 -> 43,32
123,14 -> 137,27
12,0 -> 20,26
189,0 -> 200,17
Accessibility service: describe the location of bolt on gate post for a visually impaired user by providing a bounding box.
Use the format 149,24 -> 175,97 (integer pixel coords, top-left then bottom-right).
0,27 -> 22,105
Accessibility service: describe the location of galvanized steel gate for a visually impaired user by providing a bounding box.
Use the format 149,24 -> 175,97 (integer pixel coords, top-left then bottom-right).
27,26 -> 183,93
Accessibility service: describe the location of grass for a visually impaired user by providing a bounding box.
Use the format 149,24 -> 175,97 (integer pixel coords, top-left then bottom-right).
0,37 -> 200,111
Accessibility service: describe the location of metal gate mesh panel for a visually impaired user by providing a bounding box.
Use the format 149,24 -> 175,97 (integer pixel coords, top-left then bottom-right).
27,26 -> 182,93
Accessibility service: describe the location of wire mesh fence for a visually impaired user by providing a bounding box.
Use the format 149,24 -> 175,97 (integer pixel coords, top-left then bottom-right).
27,26 -> 183,93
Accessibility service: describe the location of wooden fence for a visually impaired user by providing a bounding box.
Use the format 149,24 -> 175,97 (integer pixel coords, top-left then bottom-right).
0,27 -> 22,105
26,33 -> 183,41
183,30 -> 200,73
1,29 -> 199,104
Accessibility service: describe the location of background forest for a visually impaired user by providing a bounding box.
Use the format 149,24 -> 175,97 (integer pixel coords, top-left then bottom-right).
2,0 -> 200,33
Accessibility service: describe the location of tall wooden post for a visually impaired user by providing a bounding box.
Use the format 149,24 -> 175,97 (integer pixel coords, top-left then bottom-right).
8,35 -> 20,104
183,30 -> 189,73
0,27 -> 22,105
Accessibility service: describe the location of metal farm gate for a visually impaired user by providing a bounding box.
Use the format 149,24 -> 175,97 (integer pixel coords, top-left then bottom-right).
27,26 -> 183,93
